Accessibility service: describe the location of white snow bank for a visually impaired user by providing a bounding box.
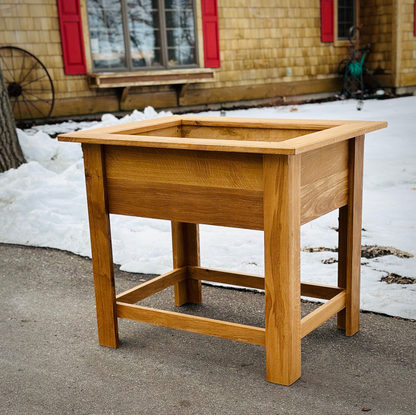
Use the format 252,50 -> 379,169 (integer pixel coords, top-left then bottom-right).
0,101 -> 415,319
17,130 -> 83,173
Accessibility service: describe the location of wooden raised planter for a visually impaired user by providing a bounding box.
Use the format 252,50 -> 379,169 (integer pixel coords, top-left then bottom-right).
58,115 -> 387,385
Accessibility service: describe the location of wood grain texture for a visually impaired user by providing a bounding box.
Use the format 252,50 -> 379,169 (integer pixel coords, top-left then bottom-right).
188,266 -> 265,290
60,131 -> 298,154
300,291 -> 346,338
337,136 -> 365,336
104,143 -> 348,229
136,125 -> 182,138
58,117 -> 387,157
300,170 -> 348,225
301,283 -> 344,300
179,116 -> 341,130
88,68 -> 215,88
62,116 -> 181,136
106,180 -> 264,230
300,141 -> 349,226
171,222 -> 202,306
178,78 -> 343,107
337,204 -> 348,331
120,90 -> 178,112
116,302 -> 266,346
189,267 -> 345,302
82,144 -> 119,348
69,118 -> 379,385
116,267 -> 187,304
263,154 -> 301,385
300,140 -> 349,187
104,146 -> 263,191
283,122 -> 386,154
181,125 -> 316,142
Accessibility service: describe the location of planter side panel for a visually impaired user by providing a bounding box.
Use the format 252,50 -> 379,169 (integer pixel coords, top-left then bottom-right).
300,140 -> 349,224
104,146 -> 264,230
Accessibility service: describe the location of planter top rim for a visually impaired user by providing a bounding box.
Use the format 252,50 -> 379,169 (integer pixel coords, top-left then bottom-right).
58,115 -> 387,155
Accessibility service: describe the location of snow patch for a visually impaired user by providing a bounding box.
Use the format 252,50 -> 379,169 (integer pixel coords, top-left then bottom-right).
1,101 -> 415,319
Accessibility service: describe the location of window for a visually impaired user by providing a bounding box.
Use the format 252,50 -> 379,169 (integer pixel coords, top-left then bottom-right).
320,0 -> 358,43
337,0 -> 356,40
86,0 -> 197,72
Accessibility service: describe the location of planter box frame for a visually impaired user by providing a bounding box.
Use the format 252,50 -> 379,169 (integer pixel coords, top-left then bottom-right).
59,115 -> 386,385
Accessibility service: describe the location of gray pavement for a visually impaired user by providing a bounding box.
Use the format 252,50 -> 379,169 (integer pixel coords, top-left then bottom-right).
0,243 -> 415,415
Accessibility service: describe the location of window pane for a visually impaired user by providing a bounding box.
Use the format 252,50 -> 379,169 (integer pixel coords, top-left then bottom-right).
127,0 -> 163,68
164,0 -> 196,66
165,0 -> 193,9
87,0 -> 127,70
338,0 -> 356,39
168,47 -> 195,66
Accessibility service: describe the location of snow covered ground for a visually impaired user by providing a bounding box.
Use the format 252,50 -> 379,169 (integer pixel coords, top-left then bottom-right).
1,99 -> 415,319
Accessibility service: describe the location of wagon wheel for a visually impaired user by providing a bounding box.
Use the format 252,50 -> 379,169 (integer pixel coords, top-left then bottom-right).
0,46 -> 55,124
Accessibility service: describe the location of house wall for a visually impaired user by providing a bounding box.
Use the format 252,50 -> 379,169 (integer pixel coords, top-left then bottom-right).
0,0 -> 119,118
0,0 -> 414,120
359,0 -> 393,87
399,0 -> 416,88
178,0 -> 345,108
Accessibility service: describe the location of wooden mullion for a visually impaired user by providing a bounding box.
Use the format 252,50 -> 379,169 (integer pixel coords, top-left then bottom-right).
300,291 -> 346,338
116,267 -> 187,304
159,0 -> 168,69
116,302 -> 265,346
120,0 -> 132,71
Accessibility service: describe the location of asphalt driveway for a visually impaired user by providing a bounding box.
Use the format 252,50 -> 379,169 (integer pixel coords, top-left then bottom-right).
1,243 -> 415,415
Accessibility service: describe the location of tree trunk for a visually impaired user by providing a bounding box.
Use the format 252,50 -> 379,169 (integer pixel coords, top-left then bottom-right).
0,65 -> 26,173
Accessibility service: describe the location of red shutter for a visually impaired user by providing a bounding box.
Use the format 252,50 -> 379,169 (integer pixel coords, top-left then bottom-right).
201,0 -> 220,68
57,0 -> 87,75
321,0 -> 334,42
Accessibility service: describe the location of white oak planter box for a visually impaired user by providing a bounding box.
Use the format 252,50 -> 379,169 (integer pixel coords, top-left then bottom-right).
59,115 -> 387,385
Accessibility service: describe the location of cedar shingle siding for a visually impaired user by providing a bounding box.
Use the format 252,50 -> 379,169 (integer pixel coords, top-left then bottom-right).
0,0 -> 415,118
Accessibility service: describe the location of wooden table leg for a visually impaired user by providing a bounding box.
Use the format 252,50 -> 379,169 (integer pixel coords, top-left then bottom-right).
337,136 -> 364,336
171,221 -> 202,306
83,144 -> 119,348
263,154 -> 301,385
